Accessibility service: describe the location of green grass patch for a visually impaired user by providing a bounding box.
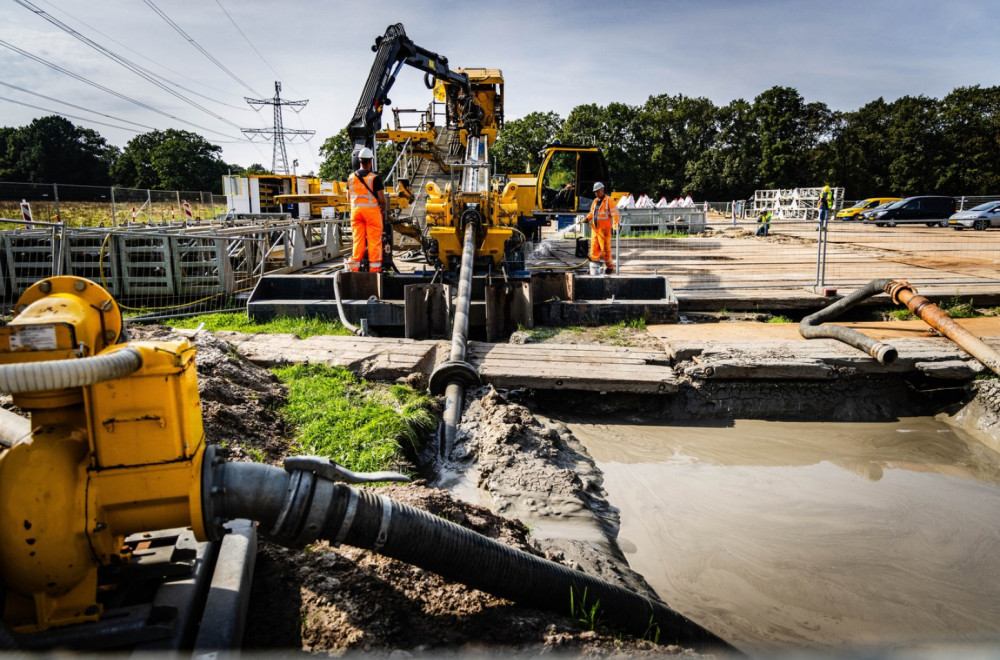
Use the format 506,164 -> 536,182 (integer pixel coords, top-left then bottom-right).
518,324 -> 560,341
943,296 -> 977,319
767,315 -> 794,324
165,312 -> 352,338
274,363 -> 435,473
886,307 -> 915,321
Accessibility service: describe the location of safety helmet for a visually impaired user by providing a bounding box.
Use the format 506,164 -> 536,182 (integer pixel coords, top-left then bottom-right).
358,147 -> 374,159
593,181 -> 605,192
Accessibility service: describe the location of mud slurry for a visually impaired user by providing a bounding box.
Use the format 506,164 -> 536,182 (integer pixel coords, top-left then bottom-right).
435,387 -> 662,598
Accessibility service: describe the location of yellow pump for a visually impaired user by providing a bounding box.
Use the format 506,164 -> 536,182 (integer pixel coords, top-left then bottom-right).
0,277 -> 208,632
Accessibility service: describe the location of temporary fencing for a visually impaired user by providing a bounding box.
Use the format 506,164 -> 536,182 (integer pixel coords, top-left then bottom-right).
0,181 -> 224,228
0,216 -> 351,319
613,213 -> 1000,290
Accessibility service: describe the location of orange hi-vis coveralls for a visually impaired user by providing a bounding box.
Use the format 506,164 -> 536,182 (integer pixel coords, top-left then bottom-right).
347,169 -> 383,272
586,195 -> 620,269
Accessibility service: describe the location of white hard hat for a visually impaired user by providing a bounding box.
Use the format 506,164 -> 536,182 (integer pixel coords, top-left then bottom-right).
358,147 -> 374,159
593,181 -> 605,192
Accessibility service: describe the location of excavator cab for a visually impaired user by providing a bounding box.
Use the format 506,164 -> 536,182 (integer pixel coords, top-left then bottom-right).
536,145 -> 611,213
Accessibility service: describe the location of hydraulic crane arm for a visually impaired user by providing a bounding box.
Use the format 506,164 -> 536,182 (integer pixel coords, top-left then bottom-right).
347,23 -> 483,163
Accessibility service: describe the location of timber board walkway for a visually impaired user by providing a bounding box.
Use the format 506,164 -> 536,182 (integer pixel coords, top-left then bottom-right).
214,321 -> 1000,392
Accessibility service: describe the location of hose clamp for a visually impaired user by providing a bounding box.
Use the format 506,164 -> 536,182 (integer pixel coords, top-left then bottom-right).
333,487 -> 359,548
373,495 -> 393,553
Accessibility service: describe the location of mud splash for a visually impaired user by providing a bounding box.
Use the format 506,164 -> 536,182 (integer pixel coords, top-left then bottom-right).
565,415 -> 1000,653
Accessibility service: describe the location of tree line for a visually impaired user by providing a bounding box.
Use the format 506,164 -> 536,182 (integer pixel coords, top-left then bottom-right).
492,85 -> 1000,200
0,116 -> 269,193
5,83 -> 999,200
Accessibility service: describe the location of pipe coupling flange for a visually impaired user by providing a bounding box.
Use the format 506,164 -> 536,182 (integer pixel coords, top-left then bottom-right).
201,443 -> 228,543
428,360 -> 481,396
885,280 -> 915,305
269,469 -> 316,545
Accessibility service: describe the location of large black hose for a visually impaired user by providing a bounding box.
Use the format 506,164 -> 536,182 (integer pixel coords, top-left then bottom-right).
206,457 -> 732,651
799,278 -> 897,363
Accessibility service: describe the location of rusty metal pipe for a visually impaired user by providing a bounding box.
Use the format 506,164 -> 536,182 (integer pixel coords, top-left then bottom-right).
799,278 -> 898,363
886,280 -> 1000,376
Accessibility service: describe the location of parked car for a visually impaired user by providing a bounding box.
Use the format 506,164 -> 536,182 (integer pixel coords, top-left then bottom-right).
858,201 -> 896,223
836,197 -> 902,221
868,196 -> 956,227
949,201 -> 1000,231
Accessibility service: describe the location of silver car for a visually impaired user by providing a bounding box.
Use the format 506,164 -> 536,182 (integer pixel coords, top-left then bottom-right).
950,201 -> 1000,231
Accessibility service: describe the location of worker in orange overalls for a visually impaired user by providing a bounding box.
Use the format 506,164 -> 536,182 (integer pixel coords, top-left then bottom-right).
586,181 -> 620,274
346,147 -> 387,272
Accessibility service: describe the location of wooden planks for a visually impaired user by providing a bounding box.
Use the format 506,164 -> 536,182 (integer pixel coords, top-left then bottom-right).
466,341 -> 676,393
217,332 -> 445,381
217,330 -> 996,389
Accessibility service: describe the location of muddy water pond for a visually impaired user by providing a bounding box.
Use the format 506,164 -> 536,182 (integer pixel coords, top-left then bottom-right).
565,416 -> 1000,654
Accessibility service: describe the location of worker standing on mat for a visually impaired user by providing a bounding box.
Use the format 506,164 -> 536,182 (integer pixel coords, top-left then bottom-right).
587,181 -> 619,275
346,147 -> 387,272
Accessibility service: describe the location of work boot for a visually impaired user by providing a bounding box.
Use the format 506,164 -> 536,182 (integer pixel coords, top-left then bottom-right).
605,265 -> 615,275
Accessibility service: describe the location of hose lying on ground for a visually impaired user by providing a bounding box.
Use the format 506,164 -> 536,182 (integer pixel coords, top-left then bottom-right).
206,456 -> 735,651
799,278 -> 898,363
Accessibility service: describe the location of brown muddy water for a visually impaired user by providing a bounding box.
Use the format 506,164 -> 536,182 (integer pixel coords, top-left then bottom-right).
565,415 -> 1000,654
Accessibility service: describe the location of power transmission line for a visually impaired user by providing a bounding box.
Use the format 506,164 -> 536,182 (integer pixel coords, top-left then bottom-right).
0,80 -> 157,130
0,39 -> 238,139
143,0 -> 261,97
0,94 -> 144,133
213,0 -> 283,83
13,0 -> 245,128
35,0 -> 252,107
242,82 -> 315,175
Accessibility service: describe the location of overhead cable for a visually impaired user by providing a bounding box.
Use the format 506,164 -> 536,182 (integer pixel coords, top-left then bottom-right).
0,80 -> 157,130
0,94 -> 144,133
213,0 -> 284,83
143,0 -> 262,97
13,0 -> 245,128
35,0 -> 251,108
0,39 -> 238,139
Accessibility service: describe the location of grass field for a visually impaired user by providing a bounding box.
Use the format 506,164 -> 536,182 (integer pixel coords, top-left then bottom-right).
0,199 -> 225,229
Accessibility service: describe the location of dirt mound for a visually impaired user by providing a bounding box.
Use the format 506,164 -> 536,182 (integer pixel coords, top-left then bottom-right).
126,323 -> 290,463
245,483 -> 673,656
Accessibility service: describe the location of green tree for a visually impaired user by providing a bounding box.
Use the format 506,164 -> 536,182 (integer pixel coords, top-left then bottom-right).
937,85 -> 1000,194
243,163 -> 271,175
112,129 -> 229,192
0,115 -> 115,184
492,111 -> 563,174
318,129 -> 393,181
638,94 -> 719,198
686,98 -> 760,200
560,102 -> 643,193
828,99 -> 894,198
318,129 -> 352,181
752,86 -> 832,188
883,95 -> 943,195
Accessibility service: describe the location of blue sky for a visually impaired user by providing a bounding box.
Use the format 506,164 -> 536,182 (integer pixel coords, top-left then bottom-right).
1,0 -> 998,172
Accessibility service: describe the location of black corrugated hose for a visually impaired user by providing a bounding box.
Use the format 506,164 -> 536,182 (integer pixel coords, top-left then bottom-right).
210,459 -> 735,651
799,278 -> 898,363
